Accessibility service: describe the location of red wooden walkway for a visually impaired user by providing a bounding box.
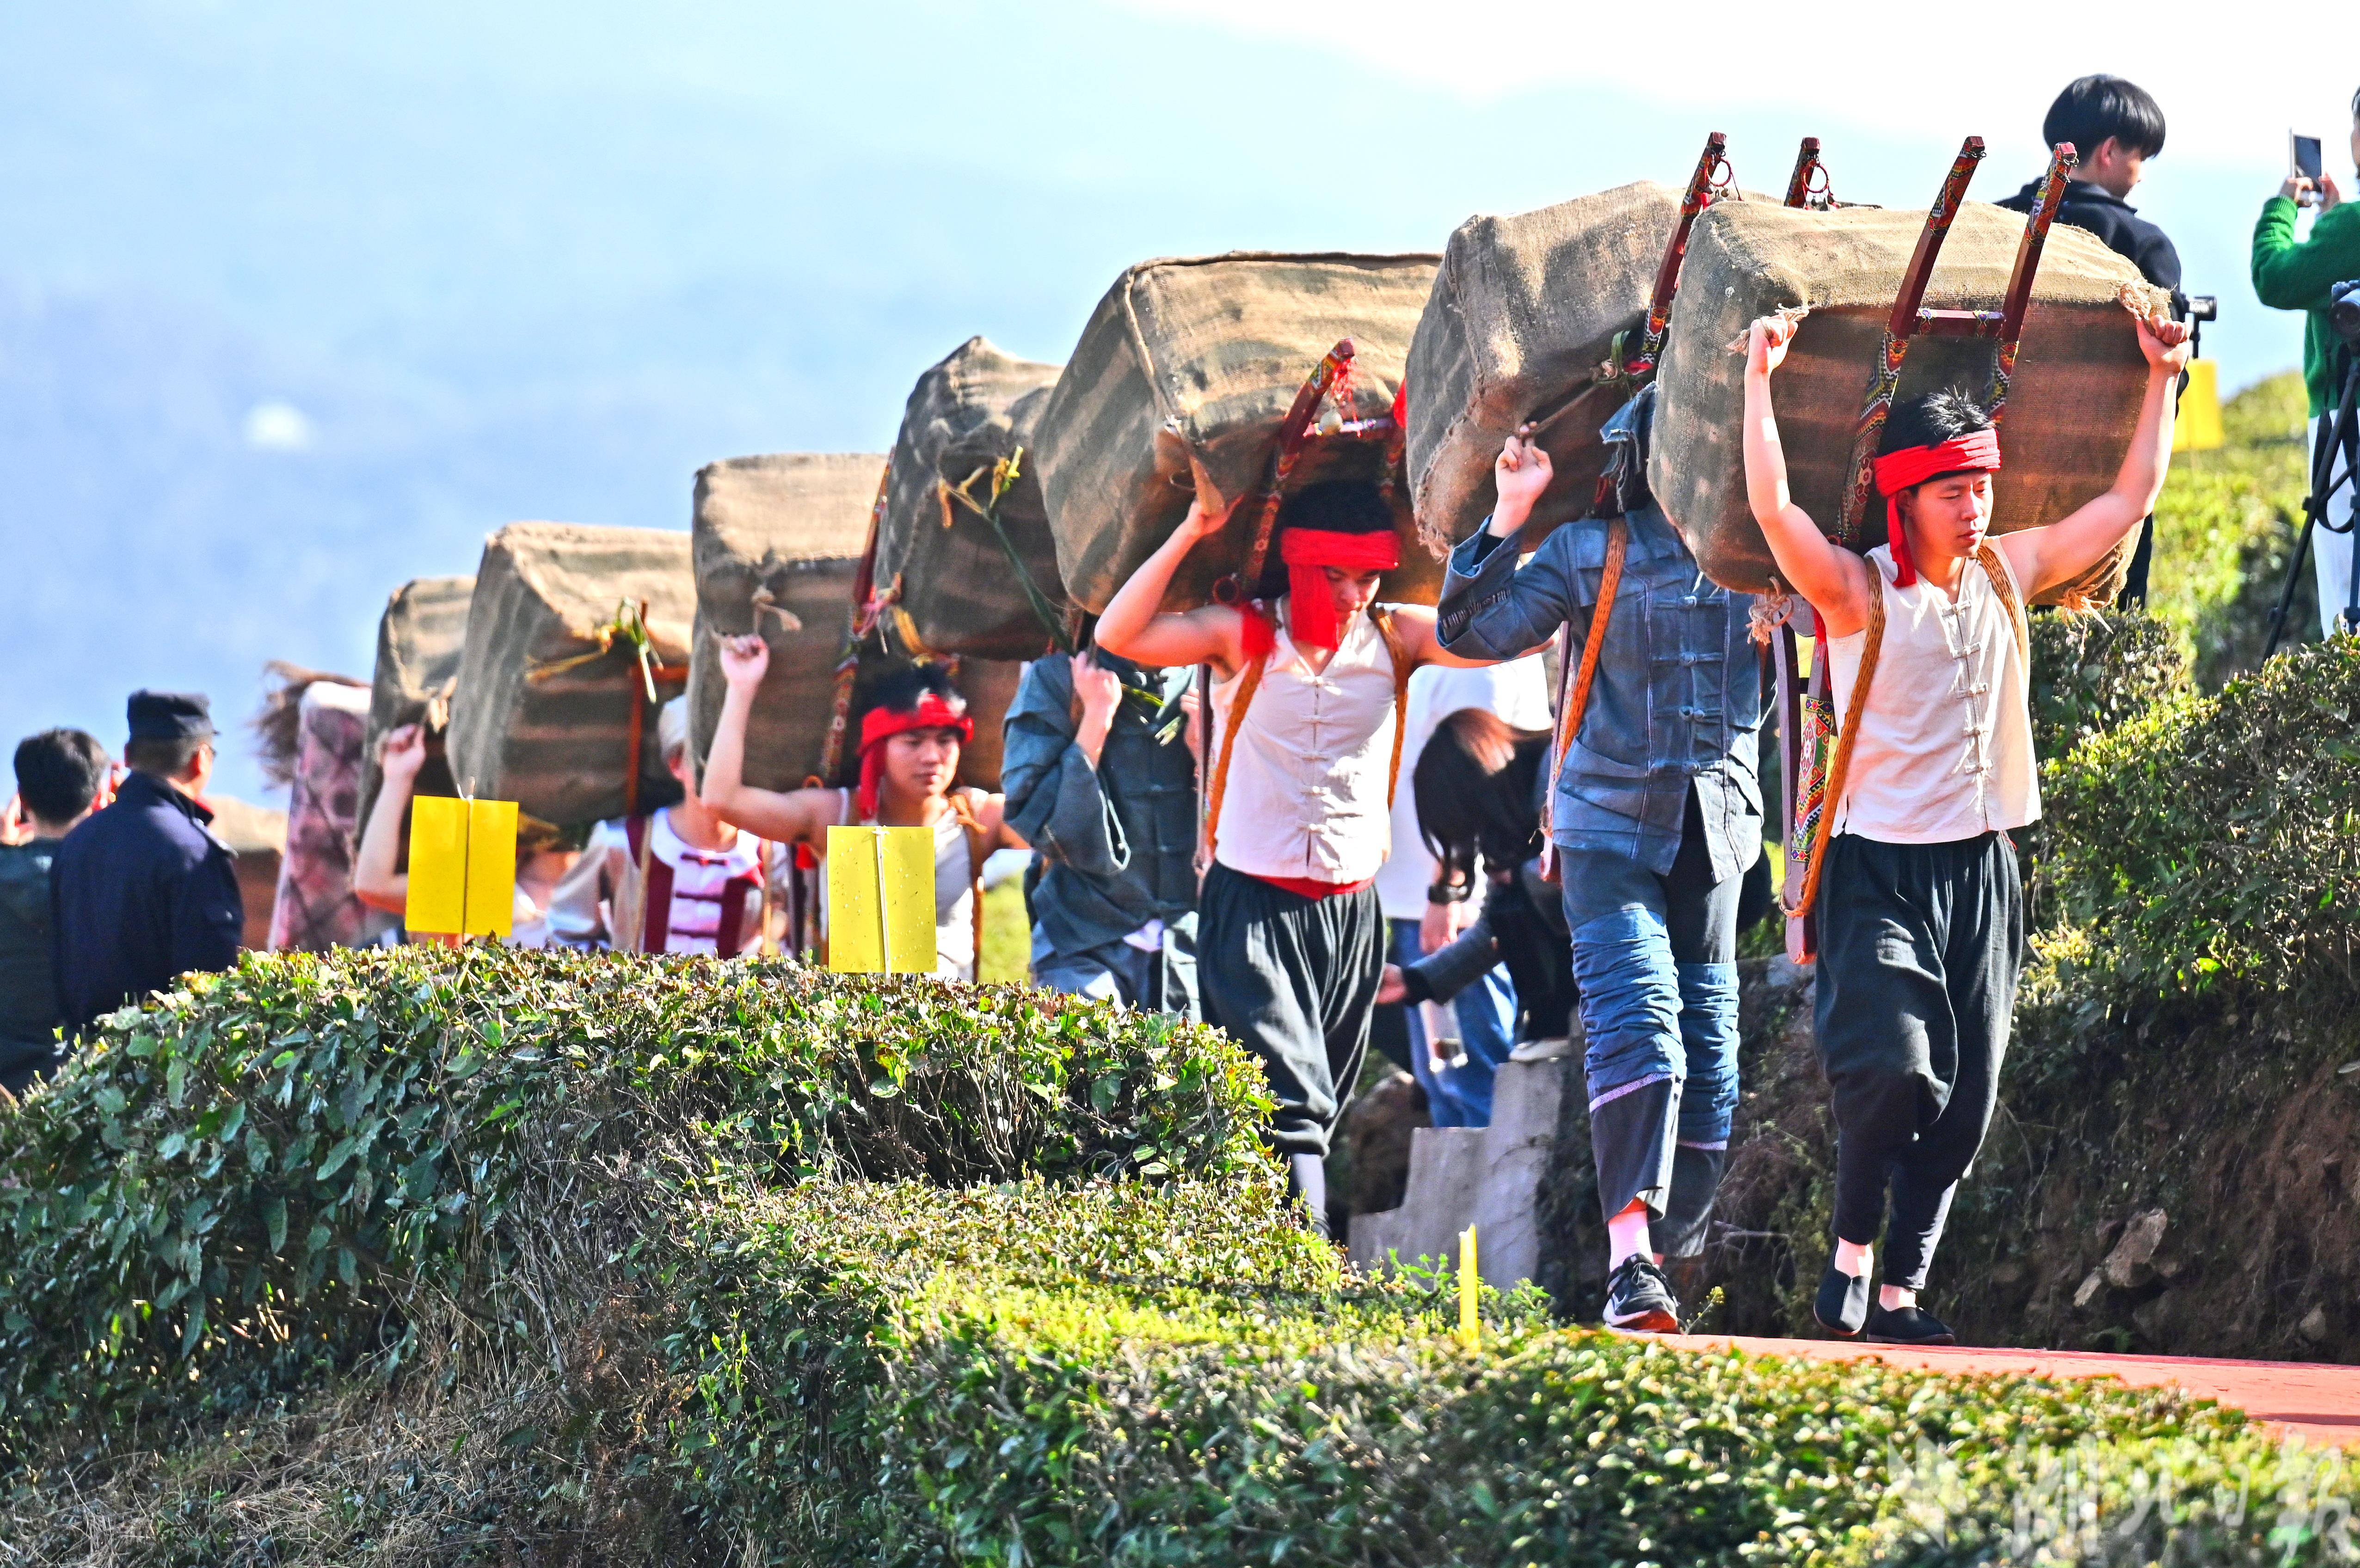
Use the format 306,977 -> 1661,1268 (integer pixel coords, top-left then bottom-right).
1672,1335 -> 2360,1449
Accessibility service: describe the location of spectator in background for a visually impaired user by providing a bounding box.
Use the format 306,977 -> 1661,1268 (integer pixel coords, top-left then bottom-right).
2254,88 -> 2360,637
2001,73 -> 2183,607
1,729 -> 111,1094
50,692 -> 244,1035
544,697 -> 766,956
1371,657 -> 1550,1128
1001,644 -> 1199,1013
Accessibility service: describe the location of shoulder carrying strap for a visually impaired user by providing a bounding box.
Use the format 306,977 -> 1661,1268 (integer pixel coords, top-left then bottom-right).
948,790 -> 988,976
1370,606 -> 1414,809
1789,568 -> 1886,922
1540,517 -> 1629,878
1202,647 -> 1270,864
1973,543 -> 2031,668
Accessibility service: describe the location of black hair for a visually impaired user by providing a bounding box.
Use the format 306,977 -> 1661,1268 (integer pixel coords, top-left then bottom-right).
2042,74 -> 2166,162
1414,708 -> 1552,886
1276,479 -> 1392,537
124,734 -> 208,780
867,662 -> 964,717
15,728 -> 110,827
1880,386 -> 1994,458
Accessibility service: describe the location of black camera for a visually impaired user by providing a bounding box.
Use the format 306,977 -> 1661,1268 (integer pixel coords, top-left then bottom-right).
2333,278 -> 2360,351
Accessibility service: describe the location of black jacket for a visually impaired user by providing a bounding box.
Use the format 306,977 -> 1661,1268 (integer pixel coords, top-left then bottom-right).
50,772 -> 243,1035
1998,178 -> 2185,316
0,838 -> 66,1085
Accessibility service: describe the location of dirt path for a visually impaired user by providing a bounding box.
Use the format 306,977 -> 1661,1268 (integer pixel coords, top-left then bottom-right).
1670,1335 -> 2360,1448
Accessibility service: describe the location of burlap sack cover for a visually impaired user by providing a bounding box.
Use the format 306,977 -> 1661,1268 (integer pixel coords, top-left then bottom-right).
1649,200 -> 2164,602
356,575 -> 473,846
684,453 -> 1019,794
1406,181 -> 1690,551
1034,251 -> 1444,614
268,680 -> 376,952
445,523 -> 696,827
877,337 -> 1069,659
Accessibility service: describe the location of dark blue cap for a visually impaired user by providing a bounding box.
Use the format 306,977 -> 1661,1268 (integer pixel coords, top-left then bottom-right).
126,690 -> 215,743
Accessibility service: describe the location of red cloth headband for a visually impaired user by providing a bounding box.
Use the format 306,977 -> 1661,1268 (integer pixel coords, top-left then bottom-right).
1870,430 -> 2002,587
856,693 -> 971,818
1278,527 -> 1401,649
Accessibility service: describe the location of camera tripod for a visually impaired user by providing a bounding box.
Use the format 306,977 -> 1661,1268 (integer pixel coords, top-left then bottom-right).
2263,343 -> 2360,656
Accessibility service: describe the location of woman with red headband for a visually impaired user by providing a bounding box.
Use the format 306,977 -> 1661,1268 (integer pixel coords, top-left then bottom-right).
1095,478 -> 1476,1235
699,649 -> 1021,980
1743,304 -> 2191,1345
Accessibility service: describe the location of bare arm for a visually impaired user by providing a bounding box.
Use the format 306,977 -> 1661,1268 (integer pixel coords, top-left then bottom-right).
698,635 -> 852,845
1744,315 -> 1873,636
352,724 -> 423,913
1093,495 -> 1250,677
1386,604 -> 1492,669
1997,309 -> 2193,598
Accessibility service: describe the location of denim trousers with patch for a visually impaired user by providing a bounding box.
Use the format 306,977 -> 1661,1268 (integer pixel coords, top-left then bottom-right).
1560,801 -> 1746,1259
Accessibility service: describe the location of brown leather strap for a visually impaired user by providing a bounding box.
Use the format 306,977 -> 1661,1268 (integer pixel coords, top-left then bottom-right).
1370,607 -> 1414,809
1790,570 -> 1885,922
1973,543 -> 2031,667
1541,517 -> 1629,879
1201,645 -> 1269,864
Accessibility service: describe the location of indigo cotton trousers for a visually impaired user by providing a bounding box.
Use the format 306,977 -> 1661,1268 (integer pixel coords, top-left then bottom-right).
1813,830 -> 2023,1292
1199,862 -> 1385,1159
1560,796 -> 1745,1260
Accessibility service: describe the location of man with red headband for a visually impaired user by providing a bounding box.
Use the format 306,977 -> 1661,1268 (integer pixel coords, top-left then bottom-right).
1096,479 -> 1477,1235
700,649 -> 1022,980
1743,304 -> 2191,1345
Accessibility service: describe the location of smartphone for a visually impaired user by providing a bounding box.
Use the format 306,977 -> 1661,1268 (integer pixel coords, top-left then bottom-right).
2293,131 -> 2325,203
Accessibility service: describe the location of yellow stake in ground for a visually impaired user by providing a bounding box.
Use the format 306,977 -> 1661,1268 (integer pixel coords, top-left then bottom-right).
1458,1225 -> 1479,1349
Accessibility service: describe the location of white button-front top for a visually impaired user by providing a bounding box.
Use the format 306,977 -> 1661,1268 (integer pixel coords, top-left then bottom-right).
1211,598 -> 1402,884
1824,544 -> 2039,844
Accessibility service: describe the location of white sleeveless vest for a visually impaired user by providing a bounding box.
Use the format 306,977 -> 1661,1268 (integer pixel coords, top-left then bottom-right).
1210,600 -> 1401,884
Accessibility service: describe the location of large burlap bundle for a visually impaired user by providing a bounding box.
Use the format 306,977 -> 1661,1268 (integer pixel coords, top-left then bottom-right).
445,523 -> 695,827
357,576 -> 473,844
1034,251 -> 1444,614
1649,200 -> 2163,600
686,454 -> 1018,793
1406,181 -> 1690,551
878,337 -> 1068,659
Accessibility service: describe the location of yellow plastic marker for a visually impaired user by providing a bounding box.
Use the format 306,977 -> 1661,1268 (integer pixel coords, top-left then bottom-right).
1458,1225 -> 1479,1349
462,799 -> 518,938
404,796 -> 519,938
405,796 -> 471,935
825,824 -> 934,974
2173,357 -> 2224,453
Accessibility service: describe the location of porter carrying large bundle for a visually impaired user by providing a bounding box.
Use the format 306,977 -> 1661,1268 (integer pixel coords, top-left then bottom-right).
875,337 -> 1069,659
444,523 -> 696,827
1650,157 -> 2164,600
356,575 -> 474,845
683,453 -> 1019,793
1034,251 -> 1444,614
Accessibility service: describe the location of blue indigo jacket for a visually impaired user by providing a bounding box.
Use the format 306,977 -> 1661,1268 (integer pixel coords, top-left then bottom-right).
50,771 -> 244,1035
1000,651 -> 1198,957
1436,505 -> 1764,882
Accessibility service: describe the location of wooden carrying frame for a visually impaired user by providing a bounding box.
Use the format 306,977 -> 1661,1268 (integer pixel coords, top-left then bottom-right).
1777,138 -> 2078,961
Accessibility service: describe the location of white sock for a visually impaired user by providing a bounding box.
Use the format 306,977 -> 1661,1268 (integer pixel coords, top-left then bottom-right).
1834,1237 -> 1874,1278
1606,1202 -> 1652,1268
1879,1284 -> 1917,1312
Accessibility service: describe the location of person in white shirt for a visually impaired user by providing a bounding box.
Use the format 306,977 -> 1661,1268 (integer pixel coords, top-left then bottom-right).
1095,478 -> 1484,1235
545,698 -> 767,956
1372,658 -> 1551,1127
1743,302 -> 2190,1346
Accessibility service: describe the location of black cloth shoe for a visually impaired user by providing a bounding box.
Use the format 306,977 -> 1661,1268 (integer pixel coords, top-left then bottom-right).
1603,1255 -> 1681,1333
1815,1264 -> 1871,1337
1866,1303 -> 1956,1346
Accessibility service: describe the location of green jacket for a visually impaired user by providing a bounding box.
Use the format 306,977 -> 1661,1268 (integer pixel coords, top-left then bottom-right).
2252,195 -> 2360,416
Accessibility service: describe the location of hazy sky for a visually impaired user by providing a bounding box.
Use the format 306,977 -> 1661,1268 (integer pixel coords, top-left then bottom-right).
3,0 -> 2346,800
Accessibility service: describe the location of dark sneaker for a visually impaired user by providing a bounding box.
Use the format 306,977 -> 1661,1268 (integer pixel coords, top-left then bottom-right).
1603,1255 -> 1681,1333
1866,1303 -> 1957,1346
1815,1265 -> 1871,1338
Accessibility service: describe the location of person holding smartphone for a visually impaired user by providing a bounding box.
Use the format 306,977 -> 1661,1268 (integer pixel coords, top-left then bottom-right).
2255,88 -> 2360,637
